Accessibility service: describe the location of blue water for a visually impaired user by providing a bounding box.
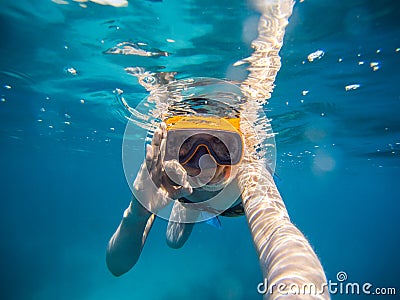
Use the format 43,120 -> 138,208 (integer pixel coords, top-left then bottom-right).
1,0 -> 399,299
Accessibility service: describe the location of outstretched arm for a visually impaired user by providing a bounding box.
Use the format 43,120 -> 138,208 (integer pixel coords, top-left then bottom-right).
106,199 -> 154,276
237,157 -> 329,299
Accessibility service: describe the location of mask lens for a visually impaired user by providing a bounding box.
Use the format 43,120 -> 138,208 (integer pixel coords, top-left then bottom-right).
179,134 -> 232,166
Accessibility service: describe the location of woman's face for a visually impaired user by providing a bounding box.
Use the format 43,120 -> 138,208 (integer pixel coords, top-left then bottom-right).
179,134 -> 233,187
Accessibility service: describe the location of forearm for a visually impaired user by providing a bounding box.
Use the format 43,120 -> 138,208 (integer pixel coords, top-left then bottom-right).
106,198 -> 154,276
238,160 -> 329,299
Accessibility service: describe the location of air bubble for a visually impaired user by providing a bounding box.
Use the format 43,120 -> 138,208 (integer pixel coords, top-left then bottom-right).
345,84 -> 360,91
307,50 -> 325,62
370,62 -> 380,71
66,67 -> 77,76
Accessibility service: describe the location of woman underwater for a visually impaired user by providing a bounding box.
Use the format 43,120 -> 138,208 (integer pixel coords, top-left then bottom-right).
106,0 -> 330,299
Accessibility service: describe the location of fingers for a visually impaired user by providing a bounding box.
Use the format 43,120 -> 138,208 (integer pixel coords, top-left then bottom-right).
151,123 -> 167,181
163,160 -> 192,199
145,122 -> 167,176
144,122 -> 192,201
149,127 -> 162,171
145,144 -> 153,172
163,160 -> 189,187
159,122 -> 167,162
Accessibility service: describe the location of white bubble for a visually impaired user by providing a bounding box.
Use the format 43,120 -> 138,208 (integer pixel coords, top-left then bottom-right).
52,0 -> 69,4
345,84 -> 360,91
307,50 -> 325,62
89,0 -> 128,8
370,62 -> 380,71
66,67 -> 77,75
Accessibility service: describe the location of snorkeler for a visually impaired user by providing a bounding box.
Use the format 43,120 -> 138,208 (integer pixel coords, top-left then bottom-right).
107,0 -> 330,298
107,105 -> 329,298
106,114 -> 247,273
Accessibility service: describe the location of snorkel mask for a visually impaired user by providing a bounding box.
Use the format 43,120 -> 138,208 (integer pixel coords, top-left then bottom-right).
164,115 -> 244,168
